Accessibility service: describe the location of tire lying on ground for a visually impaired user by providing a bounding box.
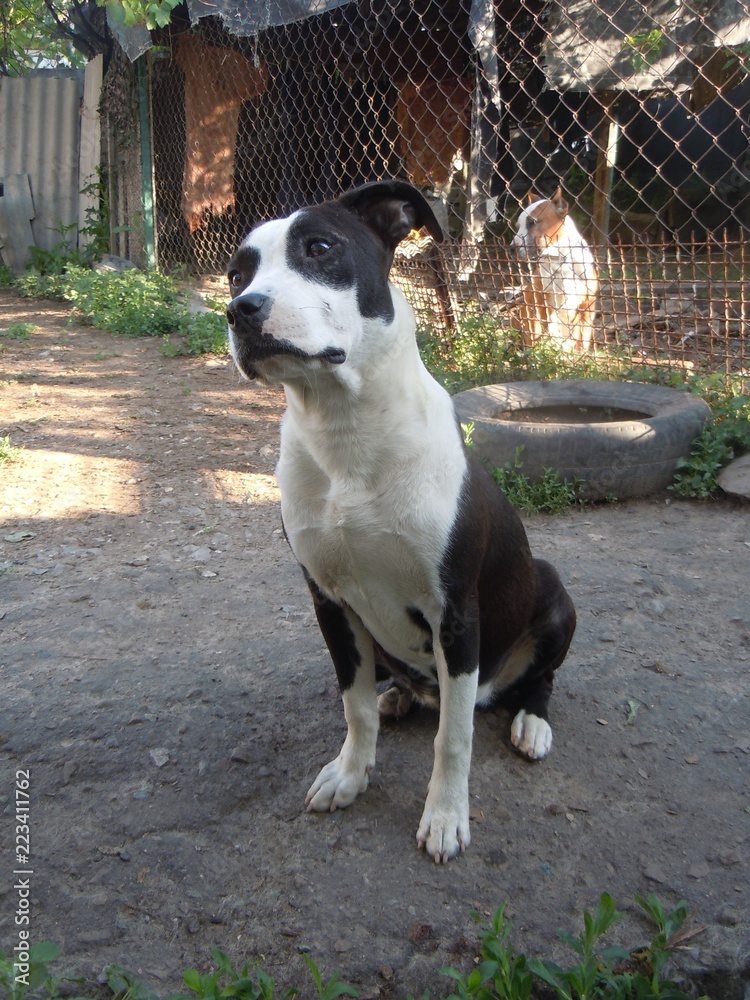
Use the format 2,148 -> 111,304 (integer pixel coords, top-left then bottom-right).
452,380 -> 711,501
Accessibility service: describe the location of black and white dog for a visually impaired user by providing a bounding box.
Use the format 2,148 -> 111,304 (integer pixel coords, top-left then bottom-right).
226,181 -> 576,863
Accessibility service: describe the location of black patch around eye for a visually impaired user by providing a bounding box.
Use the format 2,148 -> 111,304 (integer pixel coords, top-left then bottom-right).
227,245 -> 260,292
287,207 -> 395,323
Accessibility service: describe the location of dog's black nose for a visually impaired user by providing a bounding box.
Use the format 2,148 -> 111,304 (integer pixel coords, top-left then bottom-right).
227,292 -> 271,328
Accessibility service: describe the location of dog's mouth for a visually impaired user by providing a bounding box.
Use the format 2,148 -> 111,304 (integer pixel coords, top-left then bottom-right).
230,332 -> 346,380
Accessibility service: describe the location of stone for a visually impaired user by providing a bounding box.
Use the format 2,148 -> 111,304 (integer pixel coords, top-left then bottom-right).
94,254 -> 136,273
149,748 -> 170,767
717,454 -> 750,499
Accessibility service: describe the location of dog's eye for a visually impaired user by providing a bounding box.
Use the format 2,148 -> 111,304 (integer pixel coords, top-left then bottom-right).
228,270 -> 244,290
307,240 -> 332,258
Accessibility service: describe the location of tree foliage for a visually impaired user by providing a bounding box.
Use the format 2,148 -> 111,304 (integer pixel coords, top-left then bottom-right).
1,0 -> 103,74
0,0 -> 180,75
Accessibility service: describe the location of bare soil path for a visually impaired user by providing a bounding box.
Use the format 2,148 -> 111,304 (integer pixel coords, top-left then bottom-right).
0,289 -> 748,998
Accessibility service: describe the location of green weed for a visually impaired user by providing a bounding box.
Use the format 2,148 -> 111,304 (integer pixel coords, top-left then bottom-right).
0,435 -> 23,467
466,435 -> 586,514
671,376 -> 750,499
490,455 -> 586,515
102,950 -> 358,1000
441,902 -> 533,1000
0,895 -> 710,1000
0,941 -> 75,1000
12,262 -> 228,354
0,322 -> 37,340
162,311 -> 229,356
302,955 -> 359,1000
419,310 -> 650,394
443,893 -> 707,1000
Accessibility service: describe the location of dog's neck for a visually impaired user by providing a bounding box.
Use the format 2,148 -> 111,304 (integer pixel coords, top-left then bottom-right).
280,289 -> 436,482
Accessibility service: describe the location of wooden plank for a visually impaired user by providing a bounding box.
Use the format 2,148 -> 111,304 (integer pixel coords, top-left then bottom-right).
592,93 -> 620,245
78,54 -> 103,248
0,173 -> 36,272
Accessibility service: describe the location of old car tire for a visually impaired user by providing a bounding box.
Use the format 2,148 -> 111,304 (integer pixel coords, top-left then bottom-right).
452,380 -> 711,501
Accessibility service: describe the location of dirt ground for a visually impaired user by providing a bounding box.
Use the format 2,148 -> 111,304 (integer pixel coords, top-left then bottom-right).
0,288 -> 748,999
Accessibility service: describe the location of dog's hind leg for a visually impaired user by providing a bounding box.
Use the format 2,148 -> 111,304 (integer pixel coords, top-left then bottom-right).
509,559 -> 576,760
303,575 -> 379,812
377,682 -> 415,719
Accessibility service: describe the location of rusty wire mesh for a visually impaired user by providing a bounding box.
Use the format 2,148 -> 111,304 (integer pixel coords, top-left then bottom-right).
102,0 -> 750,379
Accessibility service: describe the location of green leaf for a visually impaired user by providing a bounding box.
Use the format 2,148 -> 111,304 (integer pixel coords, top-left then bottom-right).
28,941 -> 60,963
184,969 -> 204,993
529,958 -> 572,1000
211,950 -> 235,976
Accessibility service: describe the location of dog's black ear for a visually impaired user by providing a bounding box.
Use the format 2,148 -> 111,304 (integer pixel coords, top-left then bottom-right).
338,180 -> 443,248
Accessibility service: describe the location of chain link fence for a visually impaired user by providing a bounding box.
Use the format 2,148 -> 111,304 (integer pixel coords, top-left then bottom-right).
101,0 -> 750,377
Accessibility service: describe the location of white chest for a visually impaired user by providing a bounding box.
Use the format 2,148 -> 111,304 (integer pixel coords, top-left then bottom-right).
279,445 -> 464,669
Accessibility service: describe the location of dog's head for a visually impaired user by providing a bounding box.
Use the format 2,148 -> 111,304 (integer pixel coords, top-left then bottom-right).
226,181 -> 442,385
511,188 -> 570,260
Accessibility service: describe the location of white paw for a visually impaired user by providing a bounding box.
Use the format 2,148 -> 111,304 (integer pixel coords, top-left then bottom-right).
377,685 -> 414,719
305,757 -> 371,812
510,709 -> 552,760
416,793 -> 471,863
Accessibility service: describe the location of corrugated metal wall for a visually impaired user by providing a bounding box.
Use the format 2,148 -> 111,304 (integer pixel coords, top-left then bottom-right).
0,69 -> 84,256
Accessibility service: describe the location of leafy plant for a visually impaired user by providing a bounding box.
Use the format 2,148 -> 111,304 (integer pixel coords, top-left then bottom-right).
623,29 -> 667,73
419,311 -> 656,395
107,948 -> 357,1000
529,893 -> 628,1000
11,252 -> 228,355
671,378 -> 750,499
104,965 -> 163,1000
162,311 -> 229,356
302,955 -> 359,1000
0,941 -> 65,1000
443,894 -> 707,1000
488,446 -> 586,514
0,435 -> 23,467
724,41 -> 750,76
441,903 -> 533,1000
0,322 -> 36,340
0,895 -> 711,1000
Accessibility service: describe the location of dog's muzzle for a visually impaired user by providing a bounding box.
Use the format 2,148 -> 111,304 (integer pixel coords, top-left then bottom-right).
226,291 -> 346,378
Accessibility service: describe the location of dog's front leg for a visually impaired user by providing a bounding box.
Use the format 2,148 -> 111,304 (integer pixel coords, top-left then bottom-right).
417,602 -> 479,863
304,579 -> 379,813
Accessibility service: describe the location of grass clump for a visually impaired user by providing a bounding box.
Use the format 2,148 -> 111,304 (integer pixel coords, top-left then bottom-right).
466,431 -> 586,514
0,263 -> 16,288
443,893 -> 706,1000
0,322 -> 37,340
462,423 -> 585,515
12,262 -> 228,355
418,308 -> 640,395
0,435 -> 23,467
5,209 -> 227,354
671,374 -> 750,499
0,893 -> 707,1000
0,942 -> 63,1000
